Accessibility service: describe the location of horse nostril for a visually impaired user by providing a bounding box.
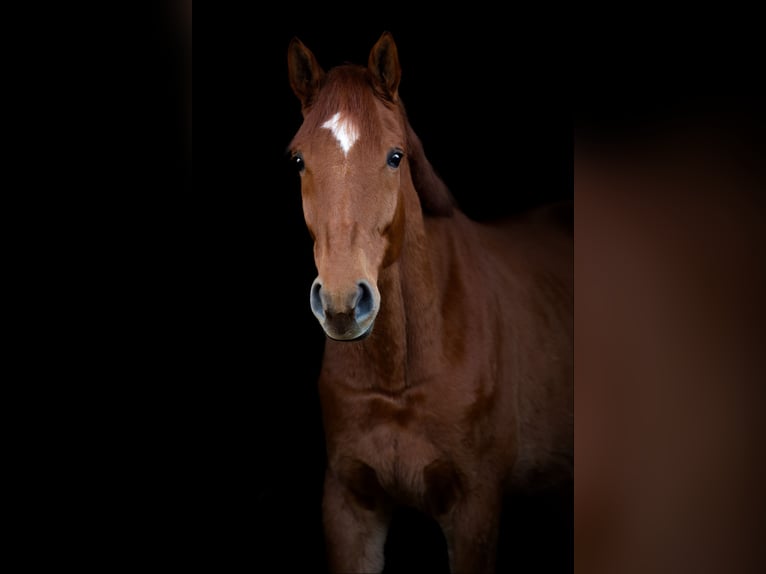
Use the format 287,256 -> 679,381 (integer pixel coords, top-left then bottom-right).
310,280 -> 325,319
356,280 -> 374,320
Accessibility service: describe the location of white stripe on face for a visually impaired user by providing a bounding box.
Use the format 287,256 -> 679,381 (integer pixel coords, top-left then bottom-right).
321,112 -> 359,156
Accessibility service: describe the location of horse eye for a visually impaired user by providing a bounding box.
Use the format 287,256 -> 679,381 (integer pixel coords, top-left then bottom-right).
292,153 -> 305,173
387,150 -> 403,168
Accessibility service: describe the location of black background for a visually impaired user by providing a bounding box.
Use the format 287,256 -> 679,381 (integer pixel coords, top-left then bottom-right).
196,16 -> 572,574
71,9 -> 572,572
231,19 -> 571,574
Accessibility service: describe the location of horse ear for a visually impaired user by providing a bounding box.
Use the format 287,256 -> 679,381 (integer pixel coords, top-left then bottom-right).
368,31 -> 401,101
288,37 -> 325,109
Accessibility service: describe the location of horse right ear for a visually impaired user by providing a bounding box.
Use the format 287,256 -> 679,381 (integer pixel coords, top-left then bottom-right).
288,37 -> 325,110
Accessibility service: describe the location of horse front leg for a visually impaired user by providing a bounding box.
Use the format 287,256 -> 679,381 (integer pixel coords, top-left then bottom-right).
322,468 -> 391,574
438,489 -> 503,574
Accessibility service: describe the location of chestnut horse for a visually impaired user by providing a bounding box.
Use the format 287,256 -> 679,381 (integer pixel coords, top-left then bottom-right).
287,32 -> 573,574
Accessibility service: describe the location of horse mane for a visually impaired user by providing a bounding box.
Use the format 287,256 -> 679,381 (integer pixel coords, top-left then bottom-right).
290,64 -> 455,218
400,105 -> 455,217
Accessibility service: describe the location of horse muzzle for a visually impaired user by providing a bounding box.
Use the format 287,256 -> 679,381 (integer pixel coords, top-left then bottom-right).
310,277 -> 379,341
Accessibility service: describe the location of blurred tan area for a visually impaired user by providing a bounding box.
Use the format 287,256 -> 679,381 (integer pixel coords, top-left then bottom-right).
575,119 -> 766,573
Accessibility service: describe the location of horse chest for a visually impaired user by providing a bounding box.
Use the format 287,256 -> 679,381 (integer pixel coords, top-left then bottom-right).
326,391 -> 466,512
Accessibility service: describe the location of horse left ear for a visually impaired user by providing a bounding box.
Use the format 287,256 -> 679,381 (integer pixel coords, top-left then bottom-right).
288,37 -> 325,110
368,31 -> 401,101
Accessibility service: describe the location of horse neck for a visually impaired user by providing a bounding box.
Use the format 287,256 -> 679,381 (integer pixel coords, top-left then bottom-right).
326,182 -> 451,394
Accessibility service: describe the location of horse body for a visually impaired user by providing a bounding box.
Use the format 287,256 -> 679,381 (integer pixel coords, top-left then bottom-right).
288,32 -> 572,574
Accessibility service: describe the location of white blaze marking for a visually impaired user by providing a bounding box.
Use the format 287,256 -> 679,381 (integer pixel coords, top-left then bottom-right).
321,112 -> 359,156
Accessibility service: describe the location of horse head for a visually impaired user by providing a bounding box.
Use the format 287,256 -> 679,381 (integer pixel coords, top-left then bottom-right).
288,33 -> 442,341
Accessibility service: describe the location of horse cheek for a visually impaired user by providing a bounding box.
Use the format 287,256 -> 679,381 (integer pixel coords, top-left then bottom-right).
381,189 -> 406,268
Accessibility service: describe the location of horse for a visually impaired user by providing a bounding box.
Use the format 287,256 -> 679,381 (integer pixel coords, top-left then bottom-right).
286,31 -> 573,574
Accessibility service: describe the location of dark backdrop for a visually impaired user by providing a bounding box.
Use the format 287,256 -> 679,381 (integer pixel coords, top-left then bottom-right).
197,17 -> 571,574
92,11 -> 571,572
234,21 -> 570,574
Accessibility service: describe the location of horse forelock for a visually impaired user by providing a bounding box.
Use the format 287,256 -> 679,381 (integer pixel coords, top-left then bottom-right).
290,65 -> 380,152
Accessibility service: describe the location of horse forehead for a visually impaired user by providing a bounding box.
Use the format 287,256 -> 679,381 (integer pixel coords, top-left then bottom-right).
321,112 -> 360,156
